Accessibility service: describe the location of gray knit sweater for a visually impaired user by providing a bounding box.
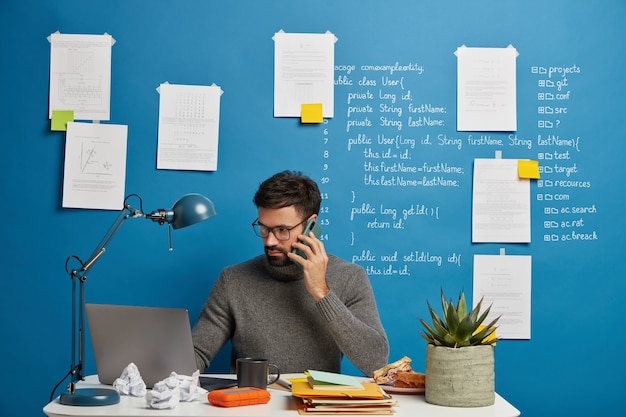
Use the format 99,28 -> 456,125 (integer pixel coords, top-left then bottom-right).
192,254 -> 389,376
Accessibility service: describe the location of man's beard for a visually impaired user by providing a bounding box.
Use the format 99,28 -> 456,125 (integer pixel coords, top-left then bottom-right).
264,246 -> 291,267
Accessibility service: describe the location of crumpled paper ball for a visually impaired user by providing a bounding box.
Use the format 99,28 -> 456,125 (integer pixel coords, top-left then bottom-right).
113,362 -> 147,397
145,370 -> 201,409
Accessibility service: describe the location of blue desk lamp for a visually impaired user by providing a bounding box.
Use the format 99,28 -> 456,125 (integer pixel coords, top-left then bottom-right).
54,193 -> 216,406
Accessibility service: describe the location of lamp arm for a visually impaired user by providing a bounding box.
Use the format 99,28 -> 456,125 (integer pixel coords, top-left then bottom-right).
74,204 -> 140,277
65,201 -> 141,392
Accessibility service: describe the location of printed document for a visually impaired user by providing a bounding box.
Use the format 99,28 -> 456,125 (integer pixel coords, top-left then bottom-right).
472,158 -> 530,243
62,122 -> 127,210
473,253 -> 532,339
273,31 -> 336,118
157,83 -> 222,171
49,33 -> 113,121
456,46 -> 518,131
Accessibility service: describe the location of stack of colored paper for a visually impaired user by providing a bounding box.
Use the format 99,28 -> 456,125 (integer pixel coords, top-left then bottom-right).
306,370 -> 365,390
291,372 -> 397,415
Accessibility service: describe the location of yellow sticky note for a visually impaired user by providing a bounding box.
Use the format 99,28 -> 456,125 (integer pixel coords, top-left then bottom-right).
476,325 -> 497,345
301,103 -> 323,123
518,159 -> 540,179
51,110 -> 74,131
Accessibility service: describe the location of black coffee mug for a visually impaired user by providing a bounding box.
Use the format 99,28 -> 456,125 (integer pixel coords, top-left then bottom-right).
236,358 -> 280,389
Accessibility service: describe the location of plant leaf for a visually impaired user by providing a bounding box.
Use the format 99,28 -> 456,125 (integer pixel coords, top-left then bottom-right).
470,326 -> 496,345
470,316 -> 501,345
445,298 -> 460,337
418,331 -> 436,344
419,318 -> 438,337
457,292 -> 468,321
427,301 -> 448,335
455,314 -> 477,344
467,296 -> 483,323
439,290 -> 449,325
473,301 -> 496,329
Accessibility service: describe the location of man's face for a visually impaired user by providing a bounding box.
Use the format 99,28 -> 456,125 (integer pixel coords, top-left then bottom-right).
257,206 -> 310,267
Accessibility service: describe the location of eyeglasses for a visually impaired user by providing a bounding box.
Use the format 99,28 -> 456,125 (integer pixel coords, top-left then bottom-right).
251,218 -> 308,241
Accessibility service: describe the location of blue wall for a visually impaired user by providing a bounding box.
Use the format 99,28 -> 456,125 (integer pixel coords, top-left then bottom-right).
2,1 -> 625,416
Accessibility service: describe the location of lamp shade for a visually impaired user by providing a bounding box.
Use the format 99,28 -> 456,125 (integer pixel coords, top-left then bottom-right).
170,193 -> 216,229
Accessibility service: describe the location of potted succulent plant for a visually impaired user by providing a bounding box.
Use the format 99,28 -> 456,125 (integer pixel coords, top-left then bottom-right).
419,290 -> 500,407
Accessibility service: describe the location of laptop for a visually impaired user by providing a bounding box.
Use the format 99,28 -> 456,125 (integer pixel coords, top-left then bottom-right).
86,303 -> 237,391
86,304 -> 202,388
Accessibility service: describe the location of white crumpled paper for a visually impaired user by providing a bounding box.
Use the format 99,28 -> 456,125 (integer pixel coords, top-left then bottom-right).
145,370 -> 201,409
113,362 -> 147,397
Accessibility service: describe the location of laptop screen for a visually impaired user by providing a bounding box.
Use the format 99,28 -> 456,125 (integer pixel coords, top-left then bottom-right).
86,304 -> 199,388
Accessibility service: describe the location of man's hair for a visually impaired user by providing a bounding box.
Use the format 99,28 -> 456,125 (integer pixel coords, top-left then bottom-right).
253,170 -> 321,218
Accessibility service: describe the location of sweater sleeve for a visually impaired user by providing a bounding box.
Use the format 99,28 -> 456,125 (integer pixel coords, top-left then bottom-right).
191,271 -> 233,372
315,259 -> 389,376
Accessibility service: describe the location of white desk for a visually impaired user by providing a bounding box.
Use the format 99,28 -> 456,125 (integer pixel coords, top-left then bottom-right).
44,375 -> 520,417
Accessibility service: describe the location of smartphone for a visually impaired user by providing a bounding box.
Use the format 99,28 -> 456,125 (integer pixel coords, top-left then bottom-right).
291,219 -> 323,261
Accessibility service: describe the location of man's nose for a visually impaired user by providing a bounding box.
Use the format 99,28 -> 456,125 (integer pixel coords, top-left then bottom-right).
264,231 -> 280,246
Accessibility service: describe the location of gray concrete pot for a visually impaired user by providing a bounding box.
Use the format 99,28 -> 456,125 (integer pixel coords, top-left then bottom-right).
425,344 -> 495,407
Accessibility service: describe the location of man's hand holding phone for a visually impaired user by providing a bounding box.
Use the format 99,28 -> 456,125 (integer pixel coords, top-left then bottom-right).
290,219 -> 329,301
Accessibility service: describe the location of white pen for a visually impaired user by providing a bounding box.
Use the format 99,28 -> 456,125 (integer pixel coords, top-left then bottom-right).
275,378 -> 292,390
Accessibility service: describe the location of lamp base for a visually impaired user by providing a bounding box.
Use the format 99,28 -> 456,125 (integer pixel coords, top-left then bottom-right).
59,388 -> 120,406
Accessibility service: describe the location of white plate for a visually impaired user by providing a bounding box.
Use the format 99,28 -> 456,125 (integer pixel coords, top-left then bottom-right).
379,384 -> 424,394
